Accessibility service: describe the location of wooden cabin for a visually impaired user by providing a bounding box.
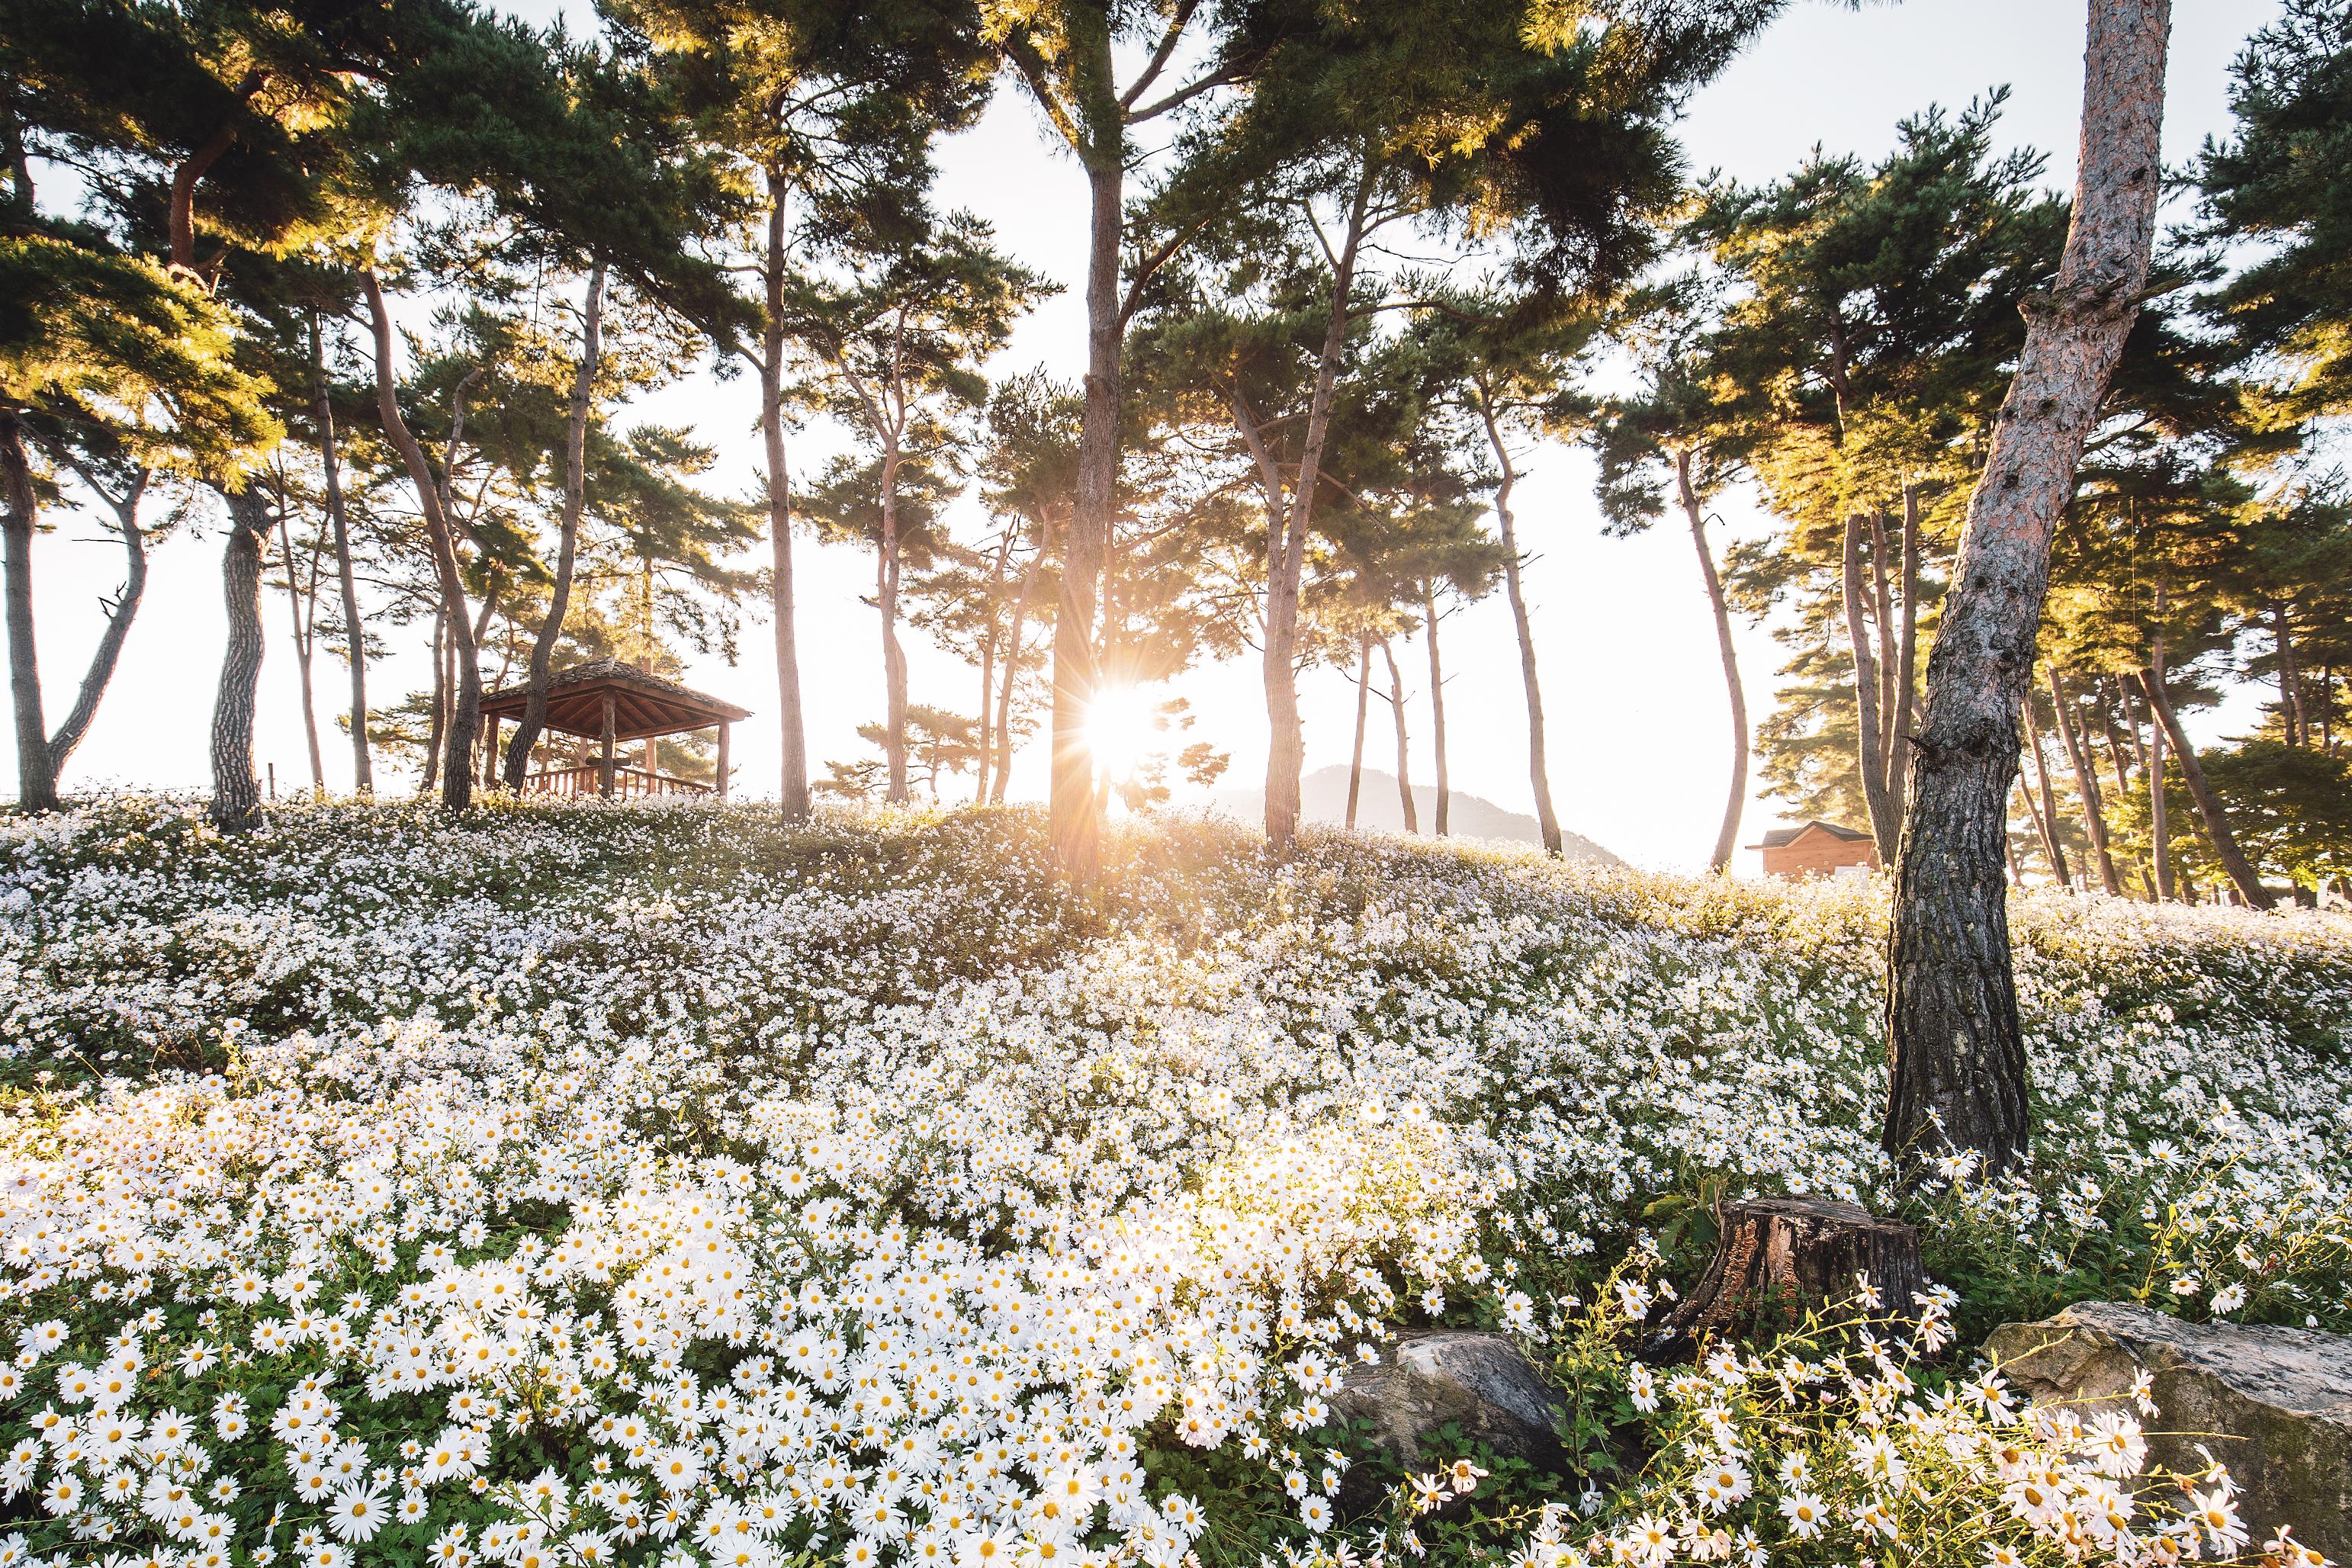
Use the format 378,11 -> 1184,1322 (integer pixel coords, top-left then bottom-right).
1752,819 -> 1880,880
478,658 -> 750,798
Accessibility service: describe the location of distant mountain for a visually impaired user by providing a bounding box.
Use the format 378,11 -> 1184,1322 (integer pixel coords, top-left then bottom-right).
1216,764 -> 1621,863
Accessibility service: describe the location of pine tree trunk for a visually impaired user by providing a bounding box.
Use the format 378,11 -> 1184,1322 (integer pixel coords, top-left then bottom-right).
274,501 -> 326,792
756,182 -> 811,822
2017,740 -> 2062,882
421,607 -> 446,797
1889,486 -> 1921,824
973,530 -> 1012,804
0,410 -> 58,813
1844,511 -> 1895,856
1382,638 -> 1417,834
209,484 -> 272,831
42,462 -> 150,782
1884,0 -> 2171,1178
2025,693 -> 2071,886
313,314 -> 371,795
506,262 -> 605,792
363,270 -> 477,811
1424,590 -> 1450,836
2134,660 -> 2176,901
1260,174 -> 1370,856
879,463 -> 911,804
1679,451 -> 1746,872
991,545 -> 1043,805
1478,400 -> 1561,854
2140,662 -> 2275,908
2051,668 -> 2122,895
2274,601 -> 2307,746
1346,631 -> 1370,830
1049,108 -> 1122,886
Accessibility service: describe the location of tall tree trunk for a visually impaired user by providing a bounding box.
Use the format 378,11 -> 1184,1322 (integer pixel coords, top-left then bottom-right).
1261,171 -> 1372,856
757,179 -> 811,822
1049,88 -> 1123,886
1346,630 -> 1370,829
44,468 -> 149,779
1381,638 -> 1416,833
1884,0 -> 2171,1178
313,313 -> 371,794
274,498 -> 326,792
363,269 -> 477,811
505,262 -> 605,790
991,542 -> 1044,805
973,529 -> 1013,804
2024,693 -> 2071,886
1477,397 -> 1562,854
2273,601 -> 2307,745
1870,507 -> 1899,774
1679,450 -> 1746,873
209,484 -> 272,831
2051,669 -> 2122,895
421,606 -> 446,797
0,411 -> 58,813
2135,647 -> 2177,901
2016,727 -> 2063,882
2140,663 -> 2276,908
1424,590 -> 1450,836
1844,511 -> 1895,856
1888,486 -> 1921,824
879,459 -> 911,804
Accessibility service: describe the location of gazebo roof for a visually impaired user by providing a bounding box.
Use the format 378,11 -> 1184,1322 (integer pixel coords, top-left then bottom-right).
479,658 -> 751,742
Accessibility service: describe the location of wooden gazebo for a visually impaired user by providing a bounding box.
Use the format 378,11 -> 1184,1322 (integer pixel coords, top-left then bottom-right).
479,658 -> 750,798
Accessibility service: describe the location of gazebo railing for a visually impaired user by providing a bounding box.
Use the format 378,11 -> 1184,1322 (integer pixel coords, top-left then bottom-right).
525,764 -> 712,798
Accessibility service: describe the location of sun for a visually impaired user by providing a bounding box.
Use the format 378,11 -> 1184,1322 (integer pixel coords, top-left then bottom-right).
1081,685 -> 1160,782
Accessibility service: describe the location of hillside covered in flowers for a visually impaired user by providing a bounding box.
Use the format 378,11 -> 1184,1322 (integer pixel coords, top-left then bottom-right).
1,799 -> 2347,1568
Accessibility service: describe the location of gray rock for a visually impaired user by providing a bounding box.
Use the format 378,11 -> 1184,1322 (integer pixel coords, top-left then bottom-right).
1984,1301 -> 2352,1563
1328,1331 -> 1573,1514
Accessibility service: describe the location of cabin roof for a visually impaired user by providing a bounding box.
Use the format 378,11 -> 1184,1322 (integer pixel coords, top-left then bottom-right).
1752,819 -> 1875,850
478,657 -> 751,741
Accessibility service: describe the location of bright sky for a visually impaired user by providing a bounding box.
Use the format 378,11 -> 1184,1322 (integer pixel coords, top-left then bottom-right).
8,0 -> 2278,872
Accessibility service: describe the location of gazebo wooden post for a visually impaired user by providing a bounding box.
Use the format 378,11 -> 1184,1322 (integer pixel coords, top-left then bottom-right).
481,714 -> 500,790
716,721 -> 731,799
598,694 -> 616,798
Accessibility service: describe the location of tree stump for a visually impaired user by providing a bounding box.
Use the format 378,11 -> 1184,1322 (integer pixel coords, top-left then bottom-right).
1645,1196 -> 1929,1360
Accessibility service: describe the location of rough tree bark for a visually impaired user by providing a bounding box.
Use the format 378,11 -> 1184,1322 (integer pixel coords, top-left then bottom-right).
312,314 -> 371,794
1381,638 -> 1417,833
208,485 -> 273,831
0,410 -> 57,813
363,269 -> 478,811
1647,1197 -> 1929,1360
1884,0 -> 2171,1178
2140,664 -> 2276,908
505,262 -> 605,791
2051,668 -> 2122,895
1476,394 -> 1562,855
1678,450 -> 1746,873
